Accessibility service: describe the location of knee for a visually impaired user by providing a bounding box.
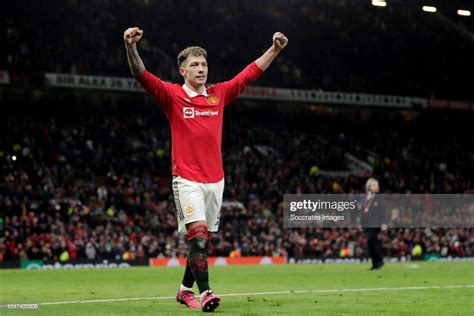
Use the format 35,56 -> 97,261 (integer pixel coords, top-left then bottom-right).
188,224 -> 208,250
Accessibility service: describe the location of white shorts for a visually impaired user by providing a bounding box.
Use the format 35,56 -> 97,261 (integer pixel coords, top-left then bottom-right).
172,175 -> 224,234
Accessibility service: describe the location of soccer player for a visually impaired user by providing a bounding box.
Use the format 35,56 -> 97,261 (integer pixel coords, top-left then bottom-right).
124,27 -> 288,312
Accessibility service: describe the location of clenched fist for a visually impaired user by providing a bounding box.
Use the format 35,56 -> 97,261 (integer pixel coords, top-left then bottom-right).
273,32 -> 288,51
124,27 -> 144,46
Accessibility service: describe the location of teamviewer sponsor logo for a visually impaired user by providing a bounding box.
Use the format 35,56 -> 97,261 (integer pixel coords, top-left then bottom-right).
183,107 -> 195,118
183,107 -> 219,118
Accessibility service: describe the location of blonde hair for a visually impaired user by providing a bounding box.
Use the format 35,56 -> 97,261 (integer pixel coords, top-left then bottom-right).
365,178 -> 378,192
177,46 -> 207,67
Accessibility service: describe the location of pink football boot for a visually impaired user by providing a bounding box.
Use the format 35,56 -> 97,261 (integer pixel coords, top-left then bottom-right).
176,289 -> 200,309
201,290 -> 221,312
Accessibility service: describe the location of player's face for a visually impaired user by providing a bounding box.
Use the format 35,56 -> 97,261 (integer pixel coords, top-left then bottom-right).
369,181 -> 380,193
180,55 -> 208,88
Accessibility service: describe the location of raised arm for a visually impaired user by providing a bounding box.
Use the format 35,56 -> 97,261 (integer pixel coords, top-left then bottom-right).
124,27 -> 172,109
255,32 -> 289,71
216,32 -> 289,105
124,27 -> 145,76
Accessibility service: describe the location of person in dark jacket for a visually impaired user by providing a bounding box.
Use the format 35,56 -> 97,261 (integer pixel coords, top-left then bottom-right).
361,178 -> 388,270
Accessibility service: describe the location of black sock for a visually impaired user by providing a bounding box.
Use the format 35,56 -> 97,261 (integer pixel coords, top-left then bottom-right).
187,225 -> 210,294
181,259 -> 195,289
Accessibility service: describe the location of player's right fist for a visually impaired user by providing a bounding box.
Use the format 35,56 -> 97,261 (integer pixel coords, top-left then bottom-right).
124,27 -> 143,45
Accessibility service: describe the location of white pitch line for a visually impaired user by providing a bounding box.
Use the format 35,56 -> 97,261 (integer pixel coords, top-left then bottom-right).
1,285 -> 473,307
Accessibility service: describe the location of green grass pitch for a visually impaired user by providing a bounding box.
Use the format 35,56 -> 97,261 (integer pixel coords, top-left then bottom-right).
1,262 -> 473,315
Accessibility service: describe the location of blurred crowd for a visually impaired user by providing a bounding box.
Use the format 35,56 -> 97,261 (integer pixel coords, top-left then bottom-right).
1,96 -> 473,262
2,0 -> 474,99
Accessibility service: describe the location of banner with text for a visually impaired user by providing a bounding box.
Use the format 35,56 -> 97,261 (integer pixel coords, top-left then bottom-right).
149,256 -> 286,267
19,259 -> 148,270
44,73 -> 432,109
45,73 -> 143,92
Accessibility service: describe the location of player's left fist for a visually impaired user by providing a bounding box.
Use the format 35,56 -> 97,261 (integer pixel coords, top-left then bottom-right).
272,32 -> 288,51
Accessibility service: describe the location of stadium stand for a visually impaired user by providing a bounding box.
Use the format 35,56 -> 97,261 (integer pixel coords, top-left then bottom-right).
1,96 -> 473,262
2,0 -> 474,99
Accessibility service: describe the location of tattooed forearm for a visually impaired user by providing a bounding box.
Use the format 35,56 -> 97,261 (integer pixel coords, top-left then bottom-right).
125,43 -> 145,76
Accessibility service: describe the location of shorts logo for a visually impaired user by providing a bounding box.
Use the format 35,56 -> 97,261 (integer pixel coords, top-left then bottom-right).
185,205 -> 194,216
183,107 -> 195,118
206,95 -> 219,105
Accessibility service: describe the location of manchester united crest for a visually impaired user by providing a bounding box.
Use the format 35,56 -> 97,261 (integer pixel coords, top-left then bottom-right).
185,205 -> 194,215
206,95 -> 219,105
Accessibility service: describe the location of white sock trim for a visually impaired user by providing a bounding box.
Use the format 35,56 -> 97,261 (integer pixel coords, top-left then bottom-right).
200,289 -> 212,300
180,284 -> 193,292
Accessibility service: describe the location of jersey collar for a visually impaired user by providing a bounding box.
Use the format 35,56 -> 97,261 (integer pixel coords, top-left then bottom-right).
182,84 -> 208,97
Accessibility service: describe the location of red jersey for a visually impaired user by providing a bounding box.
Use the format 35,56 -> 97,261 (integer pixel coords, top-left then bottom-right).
135,62 -> 263,183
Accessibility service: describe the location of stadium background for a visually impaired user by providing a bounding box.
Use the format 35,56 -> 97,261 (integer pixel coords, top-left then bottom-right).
0,0 -> 473,315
